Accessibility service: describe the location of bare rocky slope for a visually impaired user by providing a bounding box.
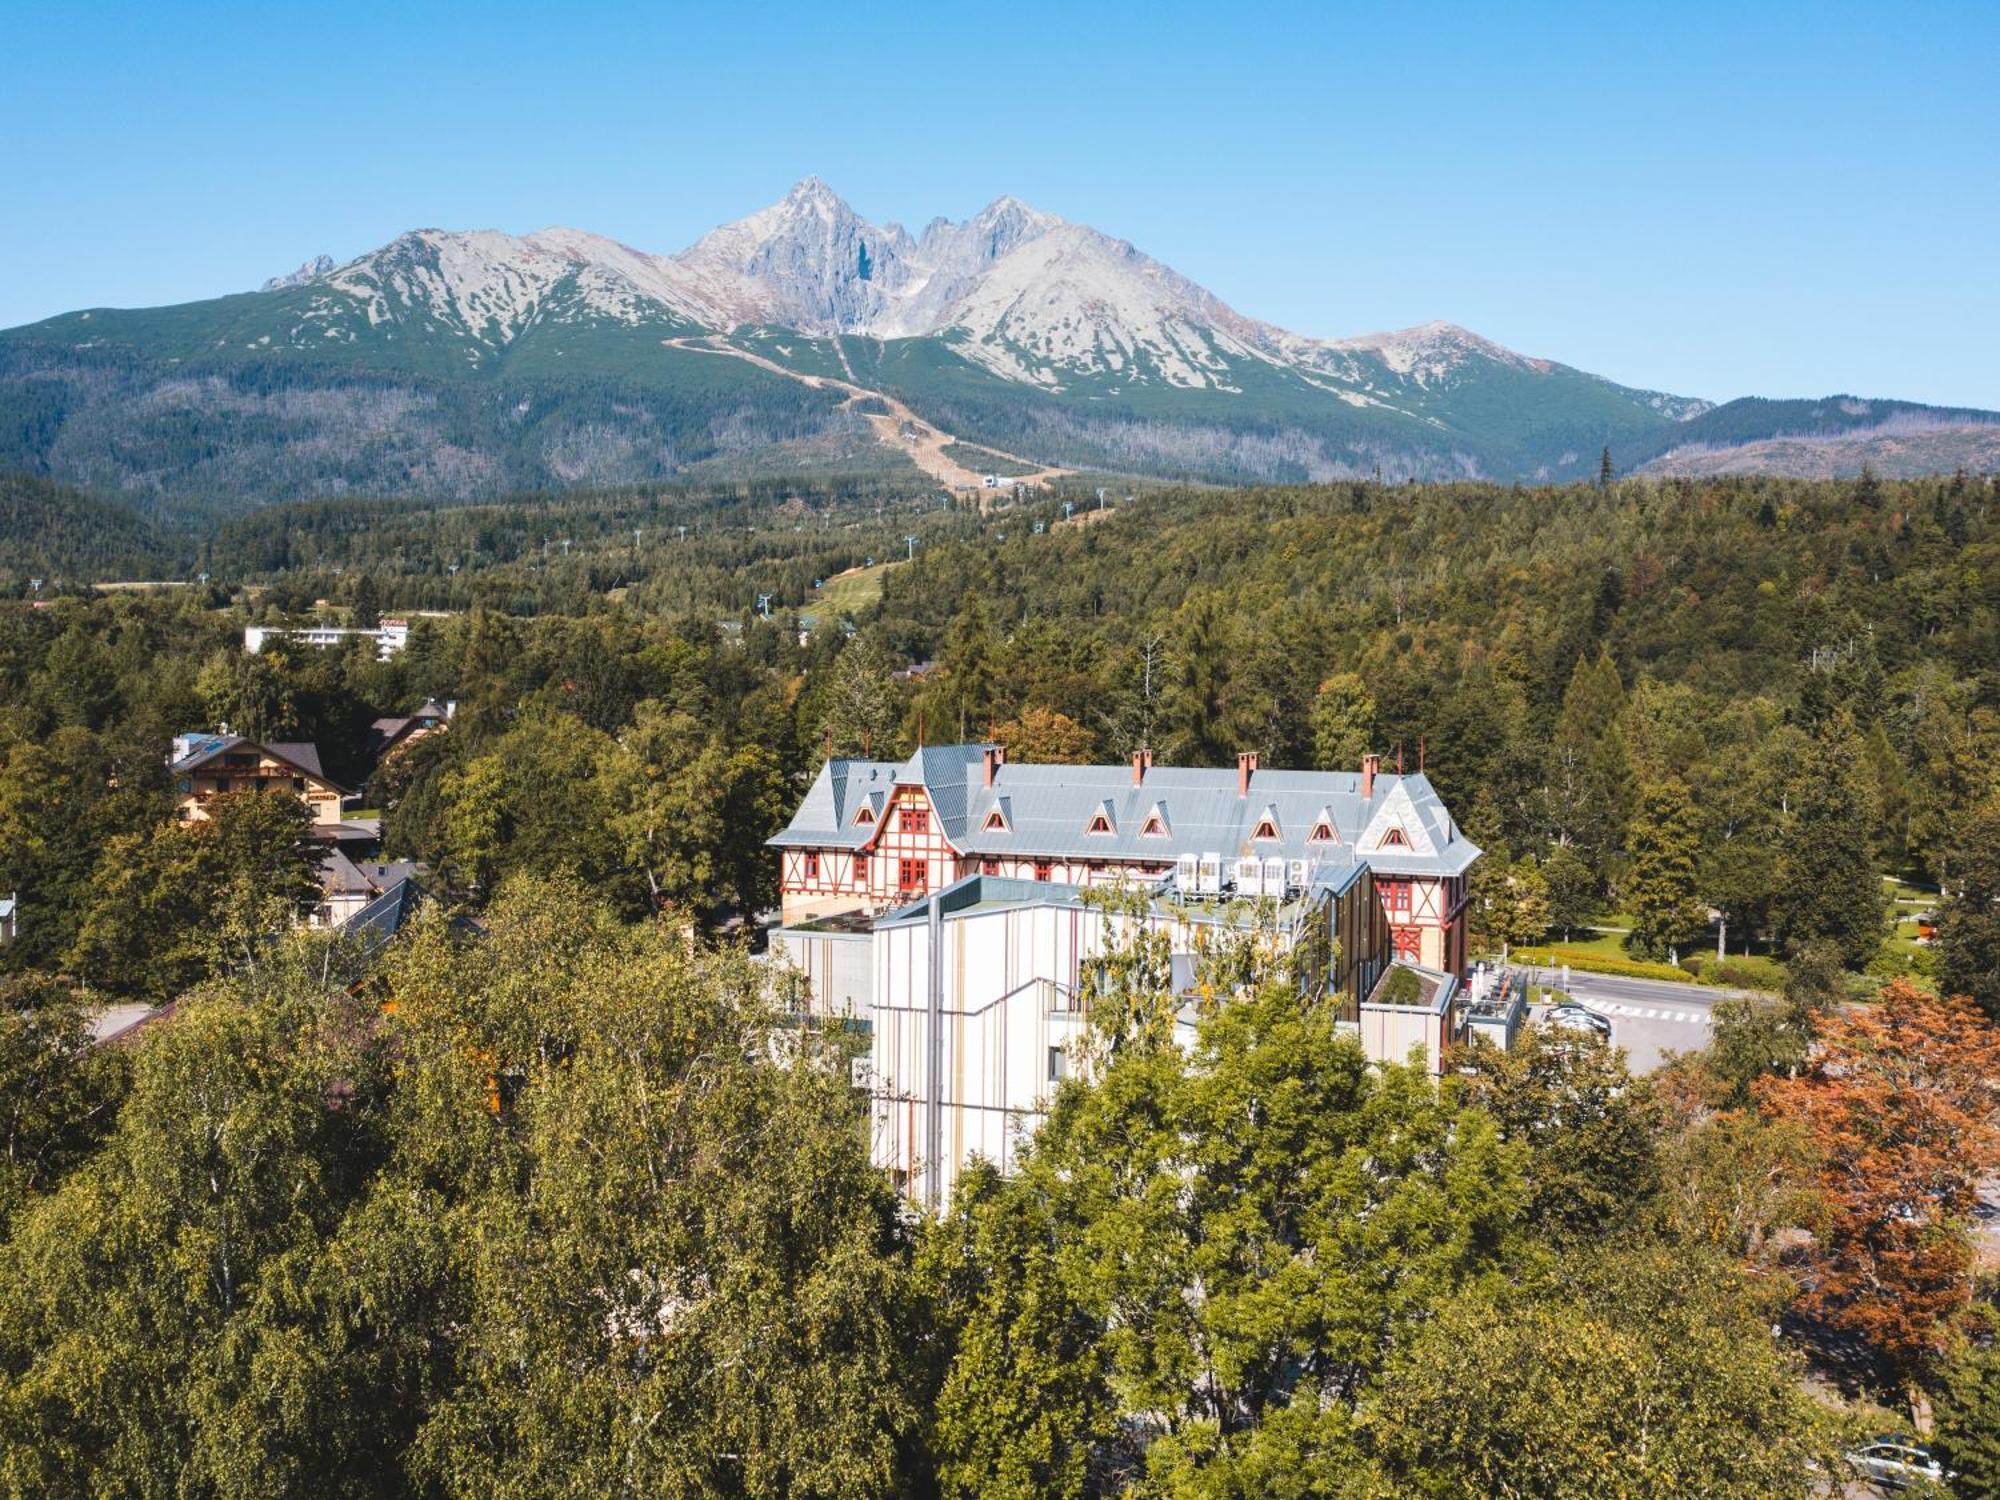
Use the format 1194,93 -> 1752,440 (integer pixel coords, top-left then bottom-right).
2,180 -> 1990,513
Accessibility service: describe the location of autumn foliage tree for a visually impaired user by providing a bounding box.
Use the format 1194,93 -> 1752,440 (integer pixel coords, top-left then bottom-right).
1757,981 -> 2000,1380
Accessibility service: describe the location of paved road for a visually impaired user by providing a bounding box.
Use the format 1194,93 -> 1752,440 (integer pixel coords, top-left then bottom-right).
1514,968 -> 1747,1073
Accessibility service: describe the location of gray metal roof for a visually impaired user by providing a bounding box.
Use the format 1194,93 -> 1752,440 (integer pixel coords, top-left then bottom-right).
772,744 -> 1479,878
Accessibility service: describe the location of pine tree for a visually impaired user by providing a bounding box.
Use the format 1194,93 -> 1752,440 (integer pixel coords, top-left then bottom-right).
1597,445 -> 1615,489
1774,720 -> 1885,969
1625,777 -> 1706,961
1938,800 -> 2000,1019
351,573 -> 381,630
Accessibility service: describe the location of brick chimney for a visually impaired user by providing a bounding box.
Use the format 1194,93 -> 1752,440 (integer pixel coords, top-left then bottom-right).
983,747 -> 1001,787
1361,752 -> 1379,799
1131,747 -> 1153,785
1237,750 -> 1258,797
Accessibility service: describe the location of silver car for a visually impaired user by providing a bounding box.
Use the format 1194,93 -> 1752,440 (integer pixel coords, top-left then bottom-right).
1541,1003 -> 1612,1040
1847,1437 -> 1952,1491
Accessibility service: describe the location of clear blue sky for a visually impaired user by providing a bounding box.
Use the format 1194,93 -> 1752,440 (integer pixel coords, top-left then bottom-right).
5,0 -> 1996,407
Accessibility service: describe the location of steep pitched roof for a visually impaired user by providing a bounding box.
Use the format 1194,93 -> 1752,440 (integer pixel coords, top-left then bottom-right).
267,741 -> 325,779
170,732 -> 338,789
770,745 -> 1480,877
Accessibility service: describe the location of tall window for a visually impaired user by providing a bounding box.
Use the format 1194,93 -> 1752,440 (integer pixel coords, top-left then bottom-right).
898,858 -> 927,893
1033,860 -> 1053,882
803,851 -> 820,881
853,851 -> 868,882
901,806 -> 929,835
1383,879 -> 1412,915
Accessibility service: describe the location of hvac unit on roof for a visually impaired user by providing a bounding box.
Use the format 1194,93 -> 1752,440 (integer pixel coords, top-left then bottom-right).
1288,858 -> 1311,892
1176,853 -> 1200,891
1195,853 -> 1223,896
1234,857 -> 1264,896
1263,857 -> 1287,896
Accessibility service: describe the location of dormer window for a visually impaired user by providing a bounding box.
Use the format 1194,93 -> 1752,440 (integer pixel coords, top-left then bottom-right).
1140,813 -> 1167,837
854,804 -> 876,827
1251,818 -> 1280,841
1086,812 -> 1113,835
1308,820 -> 1335,843
1380,827 -> 1409,848
982,808 -> 1008,833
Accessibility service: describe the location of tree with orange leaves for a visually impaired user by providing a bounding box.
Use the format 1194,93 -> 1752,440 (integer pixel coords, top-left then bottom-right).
1757,980 -> 2000,1383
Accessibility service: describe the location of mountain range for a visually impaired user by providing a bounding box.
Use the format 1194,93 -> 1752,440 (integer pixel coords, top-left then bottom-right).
3,177 -> 1995,518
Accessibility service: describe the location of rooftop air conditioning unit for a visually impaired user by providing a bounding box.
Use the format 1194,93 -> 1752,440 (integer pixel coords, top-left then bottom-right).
1264,857 -> 1287,896
1176,853 -> 1200,891
1195,853 -> 1223,896
1288,858 -> 1311,893
1234,857 -> 1264,895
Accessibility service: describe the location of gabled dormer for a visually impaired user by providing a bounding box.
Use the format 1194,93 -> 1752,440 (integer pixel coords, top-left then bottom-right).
1084,799 -> 1116,836
981,797 -> 1012,835
1307,805 -> 1339,844
1359,780 -> 1437,857
1249,804 -> 1282,842
1139,802 -> 1171,838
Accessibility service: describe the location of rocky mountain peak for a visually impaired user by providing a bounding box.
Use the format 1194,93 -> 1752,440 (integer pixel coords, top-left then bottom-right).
261,253 -> 336,291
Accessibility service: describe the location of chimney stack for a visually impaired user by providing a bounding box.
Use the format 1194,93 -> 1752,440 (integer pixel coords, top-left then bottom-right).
1361,752 -> 1380,800
1237,750 -> 1258,797
1132,747 -> 1154,785
983,747 -> 1000,788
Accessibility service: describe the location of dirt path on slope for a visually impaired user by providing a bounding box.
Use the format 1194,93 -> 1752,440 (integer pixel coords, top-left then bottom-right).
663,334 -> 1070,495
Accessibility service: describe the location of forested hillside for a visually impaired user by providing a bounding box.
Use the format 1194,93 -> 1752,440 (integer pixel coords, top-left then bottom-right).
0,472 -> 172,579
2,470 -> 2000,1493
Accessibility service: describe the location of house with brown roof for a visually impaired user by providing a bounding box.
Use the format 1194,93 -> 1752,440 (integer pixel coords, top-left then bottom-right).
168,730 -> 346,828
365,699 -> 452,763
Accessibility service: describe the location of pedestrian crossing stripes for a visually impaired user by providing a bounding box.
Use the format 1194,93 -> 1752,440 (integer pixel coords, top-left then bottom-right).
1592,1002 -> 1712,1025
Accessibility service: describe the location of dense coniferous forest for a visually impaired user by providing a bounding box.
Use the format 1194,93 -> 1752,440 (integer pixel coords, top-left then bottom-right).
3,468 -> 2000,1494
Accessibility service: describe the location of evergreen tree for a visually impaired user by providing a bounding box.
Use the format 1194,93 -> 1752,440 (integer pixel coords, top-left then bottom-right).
820,636 -> 902,758
1597,445 -> 1615,489
1625,777 -> 1706,961
1937,800 -> 2000,1019
1774,720 -> 1885,969
351,573 -> 382,630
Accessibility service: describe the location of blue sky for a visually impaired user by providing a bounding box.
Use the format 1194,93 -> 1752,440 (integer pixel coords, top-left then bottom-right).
4,0 -> 1996,406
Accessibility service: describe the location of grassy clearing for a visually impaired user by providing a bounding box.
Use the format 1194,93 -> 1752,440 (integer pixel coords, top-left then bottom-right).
814,560 -> 899,616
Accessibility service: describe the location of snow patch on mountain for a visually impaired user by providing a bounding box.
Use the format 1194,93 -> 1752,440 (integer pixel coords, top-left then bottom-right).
249,179 -> 1710,422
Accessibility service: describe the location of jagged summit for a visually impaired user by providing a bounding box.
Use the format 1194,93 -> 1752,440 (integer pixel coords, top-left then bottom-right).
261,253 -> 335,292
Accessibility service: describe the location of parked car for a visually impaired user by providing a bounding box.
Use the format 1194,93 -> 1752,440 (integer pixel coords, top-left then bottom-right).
1847,1437 -> 1952,1491
1541,1003 -> 1612,1039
